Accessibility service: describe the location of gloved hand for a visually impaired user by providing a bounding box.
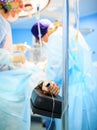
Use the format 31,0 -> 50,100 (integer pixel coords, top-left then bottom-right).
12,54 -> 26,64
0,48 -> 26,70
12,43 -> 31,64
13,44 -> 31,53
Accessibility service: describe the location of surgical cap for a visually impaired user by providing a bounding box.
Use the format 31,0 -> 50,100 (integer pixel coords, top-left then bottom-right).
31,19 -> 52,39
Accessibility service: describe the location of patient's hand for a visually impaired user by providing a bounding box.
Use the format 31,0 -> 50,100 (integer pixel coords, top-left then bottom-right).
42,81 -> 60,96
48,83 -> 60,96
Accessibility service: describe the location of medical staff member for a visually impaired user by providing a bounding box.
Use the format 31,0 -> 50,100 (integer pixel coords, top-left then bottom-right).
31,19 -> 62,88
0,13 -> 13,70
31,18 -> 97,130
31,19 -> 62,130
0,3 -> 26,69
0,1 -> 32,69
0,0 -> 22,49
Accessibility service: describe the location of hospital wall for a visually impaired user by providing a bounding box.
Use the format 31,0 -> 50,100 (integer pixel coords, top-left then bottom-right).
12,29 -> 33,46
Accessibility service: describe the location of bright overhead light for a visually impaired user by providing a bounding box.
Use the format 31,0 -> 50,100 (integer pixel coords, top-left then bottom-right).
0,0 -> 50,22
19,0 -> 50,18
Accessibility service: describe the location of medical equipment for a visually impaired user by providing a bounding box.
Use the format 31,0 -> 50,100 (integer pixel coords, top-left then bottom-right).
31,81 -> 62,118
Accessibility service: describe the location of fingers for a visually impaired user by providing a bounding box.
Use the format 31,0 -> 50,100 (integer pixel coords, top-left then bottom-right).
13,44 -> 28,52
41,81 -> 60,96
48,83 -> 60,96
42,84 -> 49,93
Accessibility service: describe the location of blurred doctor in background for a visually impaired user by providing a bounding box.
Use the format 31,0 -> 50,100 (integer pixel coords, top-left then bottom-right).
0,0 -> 23,49
0,1 -> 36,69
0,14 -> 12,50
0,13 -> 13,70
0,1 -> 27,69
31,18 -> 97,130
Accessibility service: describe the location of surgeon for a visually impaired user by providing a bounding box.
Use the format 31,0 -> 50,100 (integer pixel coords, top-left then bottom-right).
31,18 -> 97,130
31,19 -> 62,130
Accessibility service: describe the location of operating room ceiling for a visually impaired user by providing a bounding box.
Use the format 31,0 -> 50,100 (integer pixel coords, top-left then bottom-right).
10,0 -> 97,29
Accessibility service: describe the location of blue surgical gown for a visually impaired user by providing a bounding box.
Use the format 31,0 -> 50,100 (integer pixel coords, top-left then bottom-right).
0,15 -> 12,49
46,26 -> 97,130
0,15 -> 13,70
0,67 -> 47,130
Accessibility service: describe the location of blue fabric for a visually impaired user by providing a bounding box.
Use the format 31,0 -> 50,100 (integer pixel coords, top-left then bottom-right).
42,116 -> 55,130
45,119 -> 55,130
0,69 -> 33,130
0,66 -> 48,130
0,49 -> 12,66
0,15 -> 12,70
0,15 -> 12,50
46,27 -> 97,130
0,15 -> 8,48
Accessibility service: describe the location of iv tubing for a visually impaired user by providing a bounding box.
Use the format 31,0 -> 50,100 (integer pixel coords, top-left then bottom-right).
36,5 -> 42,47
